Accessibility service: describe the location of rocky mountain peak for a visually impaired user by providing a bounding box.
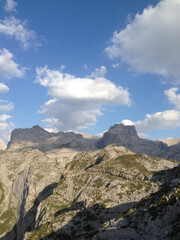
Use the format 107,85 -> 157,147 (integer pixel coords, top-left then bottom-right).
7,125 -> 54,149
96,123 -> 139,149
6,123 -> 180,161
108,123 -> 138,137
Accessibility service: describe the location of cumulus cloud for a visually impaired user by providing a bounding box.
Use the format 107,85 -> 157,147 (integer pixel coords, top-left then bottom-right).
122,109 -> 180,133
164,88 -> 180,109
36,66 -> 131,131
0,101 -> 13,142
122,87 -> 180,133
0,48 -> 24,79
4,0 -> 17,12
122,119 -> 134,126
0,121 -> 14,142
134,110 -> 180,131
137,132 -> 149,139
0,100 -> 13,112
0,83 -> 9,93
123,87 -> 180,133
88,66 -> 107,78
0,114 -> 12,122
106,0 -> 180,82
0,16 -> 39,48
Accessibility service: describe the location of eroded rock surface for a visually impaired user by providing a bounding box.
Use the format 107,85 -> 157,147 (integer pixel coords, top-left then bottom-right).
0,145 -> 179,240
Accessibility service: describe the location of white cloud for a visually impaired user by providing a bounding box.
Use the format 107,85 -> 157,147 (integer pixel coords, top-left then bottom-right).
0,121 -> 14,142
122,110 -> 180,132
164,88 -> 180,109
0,114 -> 12,122
4,0 -> 17,12
122,86 -> 180,132
0,100 -> 13,142
0,16 -> 39,48
0,83 -> 9,93
106,0 -> 180,82
0,48 -> 24,79
0,100 -> 13,112
36,66 -> 131,131
122,119 -> 134,126
134,110 -> 180,131
137,132 -> 149,139
88,66 -> 107,78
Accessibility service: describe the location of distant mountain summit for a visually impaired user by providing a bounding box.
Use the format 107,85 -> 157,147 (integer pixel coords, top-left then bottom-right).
7,123 -> 180,161
96,123 -> 169,158
96,123 -> 139,148
8,125 -> 54,144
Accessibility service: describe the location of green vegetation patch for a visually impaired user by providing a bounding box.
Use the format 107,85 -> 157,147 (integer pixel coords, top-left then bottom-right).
26,222 -> 53,240
0,182 -> 5,205
0,208 -> 16,235
93,178 -> 104,188
114,155 -> 148,173
70,152 -> 93,170
36,174 -> 44,181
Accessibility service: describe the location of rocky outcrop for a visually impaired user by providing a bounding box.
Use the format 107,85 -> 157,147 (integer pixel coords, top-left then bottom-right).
161,142 -> 180,161
0,144 -> 179,239
37,132 -> 98,152
7,126 -> 98,152
7,125 -> 55,150
96,124 -> 169,159
7,123 -> 180,161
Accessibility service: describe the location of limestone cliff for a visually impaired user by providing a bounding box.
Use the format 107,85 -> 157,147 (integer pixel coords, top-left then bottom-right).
7,123 -> 180,161
0,145 -> 179,240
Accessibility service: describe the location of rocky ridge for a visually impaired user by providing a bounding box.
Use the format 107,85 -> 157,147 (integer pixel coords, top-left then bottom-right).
7,123 -> 180,161
158,138 -> 180,146
0,144 -> 179,240
0,123 -> 179,239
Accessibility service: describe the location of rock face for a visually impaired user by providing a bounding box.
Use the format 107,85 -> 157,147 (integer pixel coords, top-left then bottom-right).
7,126 -> 98,152
7,123 -> 180,161
0,124 -> 179,239
7,125 -> 55,150
37,132 -> 98,152
161,142 -> 180,161
96,124 -> 170,159
0,145 -> 179,240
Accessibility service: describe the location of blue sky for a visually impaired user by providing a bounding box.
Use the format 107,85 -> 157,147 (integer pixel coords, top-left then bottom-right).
0,0 -> 180,142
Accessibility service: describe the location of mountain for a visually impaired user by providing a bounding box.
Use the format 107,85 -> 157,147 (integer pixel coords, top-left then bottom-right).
7,125 -> 56,151
7,126 -> 98,152
96,123 -> 169,158
6,123 -> 180,161
0,124 -> 179,239
157,138 -> 180,146
0,145 -> 179,239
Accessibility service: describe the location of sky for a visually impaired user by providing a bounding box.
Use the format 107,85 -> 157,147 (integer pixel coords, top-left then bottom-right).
0,0 -> 180,142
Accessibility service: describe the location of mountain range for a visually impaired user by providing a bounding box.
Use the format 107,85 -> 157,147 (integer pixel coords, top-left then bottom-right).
7,123 -> 180,161
0,123 -> 179,240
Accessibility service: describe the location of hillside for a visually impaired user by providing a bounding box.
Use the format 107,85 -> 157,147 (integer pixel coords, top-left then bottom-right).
0,145 -> 179,240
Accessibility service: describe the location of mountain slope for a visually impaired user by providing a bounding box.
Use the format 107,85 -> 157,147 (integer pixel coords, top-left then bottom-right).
6,123 -> 180,160
0,146 -> 178,240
